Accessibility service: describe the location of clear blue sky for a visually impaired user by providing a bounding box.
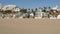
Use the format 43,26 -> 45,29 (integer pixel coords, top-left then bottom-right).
0,0 -> 60,9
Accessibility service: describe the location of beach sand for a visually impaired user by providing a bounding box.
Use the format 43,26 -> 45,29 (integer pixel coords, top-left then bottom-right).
0,18 -> 60,34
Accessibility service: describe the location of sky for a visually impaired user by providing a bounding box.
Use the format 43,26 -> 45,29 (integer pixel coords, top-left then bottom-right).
0,0 -> 60,9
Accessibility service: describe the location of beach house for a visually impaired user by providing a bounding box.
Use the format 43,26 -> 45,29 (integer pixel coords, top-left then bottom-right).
0,4 -> 3,18
1,5 -> 21,19
49,5 -> 59,19
35,8 -> 42,19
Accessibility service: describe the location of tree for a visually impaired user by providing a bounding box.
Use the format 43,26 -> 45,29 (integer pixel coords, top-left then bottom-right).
2,10 -> 12,14
20,9 -> 27,13
43,7 -> 47,10
48,6 -> 51,9
31,8 -> 37,18
35,8 -> 38,11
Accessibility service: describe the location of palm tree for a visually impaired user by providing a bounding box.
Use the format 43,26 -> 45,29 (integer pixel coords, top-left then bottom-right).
31,8 -> 38,18
47,7 -> 51,18
43,7 -> 47,10
20,8 -> 27,18
48,6 -> 51,9
20,9 -> 27,13
35,8 -> 38,11
42,7 -> 47,12
26,8 -> 30,18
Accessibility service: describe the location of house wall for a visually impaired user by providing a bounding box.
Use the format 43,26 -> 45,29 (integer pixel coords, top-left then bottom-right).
35,9 -> 42,19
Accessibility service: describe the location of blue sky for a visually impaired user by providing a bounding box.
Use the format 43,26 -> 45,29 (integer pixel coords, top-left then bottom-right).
0,0 -> 60,9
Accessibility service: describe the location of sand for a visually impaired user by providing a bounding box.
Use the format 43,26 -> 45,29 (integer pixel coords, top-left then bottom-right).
0,18 -> 60,34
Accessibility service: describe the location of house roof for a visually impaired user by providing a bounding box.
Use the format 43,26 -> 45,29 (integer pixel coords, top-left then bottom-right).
52,5 -> 59,11
2,5 -> 16,11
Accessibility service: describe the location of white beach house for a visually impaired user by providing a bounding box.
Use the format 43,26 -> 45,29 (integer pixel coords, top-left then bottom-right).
1,5 -> 21,19
35,9 -> 42,19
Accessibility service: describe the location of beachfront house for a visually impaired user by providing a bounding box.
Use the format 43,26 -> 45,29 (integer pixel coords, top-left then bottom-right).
1,5 -> 16,19
35,8 -> 42,19
49,6 -> 59,19
41,7 -> 50,18
56,11 -> 60,19
0,4 -> 3,18
27,9 -> 35,18
12,7 -> 21,18
57,15 -> 60,19
2,5 -> 21,19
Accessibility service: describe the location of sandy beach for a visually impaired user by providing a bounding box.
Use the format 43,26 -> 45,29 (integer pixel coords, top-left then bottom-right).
0,18 -> 60,34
